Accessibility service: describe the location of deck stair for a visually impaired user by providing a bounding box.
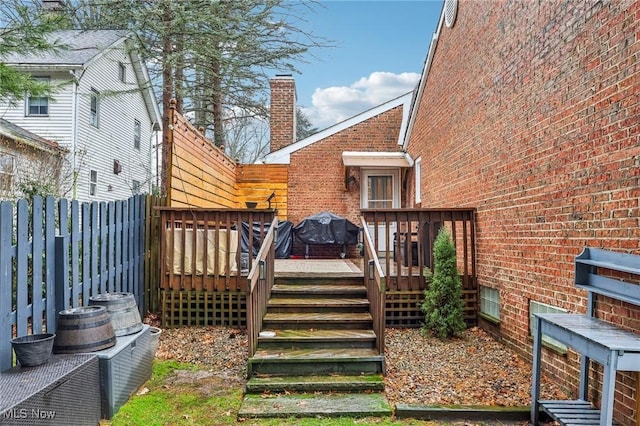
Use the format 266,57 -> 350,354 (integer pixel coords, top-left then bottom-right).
239,276 -> 390,419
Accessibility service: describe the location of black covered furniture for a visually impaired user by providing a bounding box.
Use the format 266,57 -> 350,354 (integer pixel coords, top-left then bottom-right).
293,212 -> 359,258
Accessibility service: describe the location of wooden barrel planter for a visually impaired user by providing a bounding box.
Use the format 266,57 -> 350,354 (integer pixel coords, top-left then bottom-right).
53,306 -> 116,353
89,293 -> 143,337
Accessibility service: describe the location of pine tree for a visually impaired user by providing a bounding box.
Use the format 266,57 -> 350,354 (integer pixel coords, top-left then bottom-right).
0,4 -> 66,103
421,227 -> 466,339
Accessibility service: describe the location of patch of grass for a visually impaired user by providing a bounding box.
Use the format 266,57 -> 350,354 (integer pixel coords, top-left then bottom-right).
109,360 -> 241,425
107,360 -> 439,426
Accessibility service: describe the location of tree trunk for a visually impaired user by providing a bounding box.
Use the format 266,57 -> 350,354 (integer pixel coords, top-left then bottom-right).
160,0 -> 173,196
212,54 -> 224,148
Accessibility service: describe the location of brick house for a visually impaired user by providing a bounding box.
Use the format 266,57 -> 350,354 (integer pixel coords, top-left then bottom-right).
263,75 -> 414,257
404,0 -> 640,424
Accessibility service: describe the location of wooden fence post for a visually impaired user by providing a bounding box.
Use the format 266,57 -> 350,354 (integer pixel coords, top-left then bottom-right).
54,235 -> 70,322
0,202 -> 13,371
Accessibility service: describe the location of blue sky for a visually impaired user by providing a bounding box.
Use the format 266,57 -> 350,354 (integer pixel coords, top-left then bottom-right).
288,0 -> 444,129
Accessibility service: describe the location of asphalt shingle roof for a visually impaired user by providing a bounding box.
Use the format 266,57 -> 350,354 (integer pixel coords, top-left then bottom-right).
0,118 -> 62,152
3,29 -> 127,65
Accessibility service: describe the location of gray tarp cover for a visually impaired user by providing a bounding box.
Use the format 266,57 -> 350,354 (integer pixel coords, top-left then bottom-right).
293,211 -> 359,245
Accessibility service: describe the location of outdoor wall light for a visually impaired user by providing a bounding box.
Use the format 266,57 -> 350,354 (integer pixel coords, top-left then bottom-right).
266,192 -> 276,209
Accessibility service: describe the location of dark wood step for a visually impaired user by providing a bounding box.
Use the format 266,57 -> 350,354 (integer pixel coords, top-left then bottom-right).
257,328 -> 376,349
271,283 -> 367,297
245,374 -> 385,393
263,312 -> 373,330
267,297 -> 369,313
248,347 -> 384,376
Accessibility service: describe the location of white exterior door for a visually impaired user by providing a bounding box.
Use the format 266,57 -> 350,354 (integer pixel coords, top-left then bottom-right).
362,169 -> 400,253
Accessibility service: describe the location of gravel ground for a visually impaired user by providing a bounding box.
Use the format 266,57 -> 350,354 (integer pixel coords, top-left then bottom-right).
152,323 -> 568,407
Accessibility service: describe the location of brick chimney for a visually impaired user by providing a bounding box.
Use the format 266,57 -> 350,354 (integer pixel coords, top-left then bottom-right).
269,74 -> 297,152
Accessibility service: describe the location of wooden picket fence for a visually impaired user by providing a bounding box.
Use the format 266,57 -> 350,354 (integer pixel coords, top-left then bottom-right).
0,194 -> 160,371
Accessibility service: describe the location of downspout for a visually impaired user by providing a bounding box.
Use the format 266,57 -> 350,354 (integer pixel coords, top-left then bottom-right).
149,121 -> 157,194
69,69 -> 80,199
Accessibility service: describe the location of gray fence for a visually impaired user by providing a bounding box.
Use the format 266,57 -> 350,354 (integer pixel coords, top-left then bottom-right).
0,194 -> 147,371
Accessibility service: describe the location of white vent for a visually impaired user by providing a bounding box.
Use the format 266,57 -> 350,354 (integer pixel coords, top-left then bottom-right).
444,0 -> 458,28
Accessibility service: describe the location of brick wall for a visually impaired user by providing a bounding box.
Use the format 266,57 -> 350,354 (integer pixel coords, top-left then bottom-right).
407,1 -> 640,423
288,107 -> 405,257
269,75 -> 296,152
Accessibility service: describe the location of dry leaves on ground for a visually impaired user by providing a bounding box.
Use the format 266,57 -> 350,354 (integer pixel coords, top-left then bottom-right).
150,320 -> 568,407
384,327 -> 568,407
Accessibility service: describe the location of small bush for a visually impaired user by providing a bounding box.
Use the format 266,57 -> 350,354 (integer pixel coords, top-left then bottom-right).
421,227 -> 466,339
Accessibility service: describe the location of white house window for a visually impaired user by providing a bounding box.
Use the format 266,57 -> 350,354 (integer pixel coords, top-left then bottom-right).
132,180 -> 141,194
134,119 -> 141,149
118,62 -> 126,82
480,286 -> 500,322
530,300 -> 568,353
90,89 -> 100,127
89,170 -> 98,196
0,152 -> 16,192
415,157 -> 422,203
27,76 -> 50,116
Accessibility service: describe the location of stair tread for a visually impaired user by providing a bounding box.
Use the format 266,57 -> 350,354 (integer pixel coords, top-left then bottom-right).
238,392 -> 392,418
245,374 -> 385,392
259,329 -> 376,340
248,374 -> 384,385
272,284 -> 366,292
264,312 -> 372,321
268,297 -> 369,306
252,347 -> 381,360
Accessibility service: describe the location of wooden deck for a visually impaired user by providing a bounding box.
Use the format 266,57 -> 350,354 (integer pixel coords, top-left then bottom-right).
274,259 -> 363,277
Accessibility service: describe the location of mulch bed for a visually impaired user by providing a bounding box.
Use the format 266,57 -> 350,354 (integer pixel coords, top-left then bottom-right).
149,317 -> 568,408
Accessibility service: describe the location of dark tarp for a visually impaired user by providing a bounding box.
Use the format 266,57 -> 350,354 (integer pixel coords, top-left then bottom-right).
293,211 -> 359,245
240,220 -> 292,259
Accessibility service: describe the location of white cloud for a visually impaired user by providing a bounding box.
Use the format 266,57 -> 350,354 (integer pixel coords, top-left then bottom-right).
303,71 -> 420,130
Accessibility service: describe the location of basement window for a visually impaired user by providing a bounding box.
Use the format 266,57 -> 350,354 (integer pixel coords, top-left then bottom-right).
480,286 -> 500,323
529,301 -> 568,354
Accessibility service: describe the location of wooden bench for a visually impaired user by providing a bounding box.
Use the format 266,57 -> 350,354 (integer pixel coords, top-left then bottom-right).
531,247 -> 640,426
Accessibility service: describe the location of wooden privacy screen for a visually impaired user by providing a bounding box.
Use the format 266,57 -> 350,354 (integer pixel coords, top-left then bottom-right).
237,164 -> 288,219
166,101 -> 288,216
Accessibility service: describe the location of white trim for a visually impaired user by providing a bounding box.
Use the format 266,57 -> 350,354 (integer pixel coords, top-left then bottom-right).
342,151 -> 413,168
415,157 -> 422,203
403,3 -> 447,150
361,168 -> 401,209
261,92 -> 413,165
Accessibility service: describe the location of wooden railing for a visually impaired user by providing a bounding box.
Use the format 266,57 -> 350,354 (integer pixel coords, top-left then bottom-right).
247,216 -> 278,357
361,208 -> 477,326
157,208 -> 275,292
360,216 -> 386,357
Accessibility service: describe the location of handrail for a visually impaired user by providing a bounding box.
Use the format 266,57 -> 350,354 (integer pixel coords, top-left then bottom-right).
246,216 -> 278,358
361,208 -> 477,328
360,215 -> 386,357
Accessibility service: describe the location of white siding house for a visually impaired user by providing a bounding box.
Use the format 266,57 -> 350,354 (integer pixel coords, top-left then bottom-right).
0,30 -> 161,202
